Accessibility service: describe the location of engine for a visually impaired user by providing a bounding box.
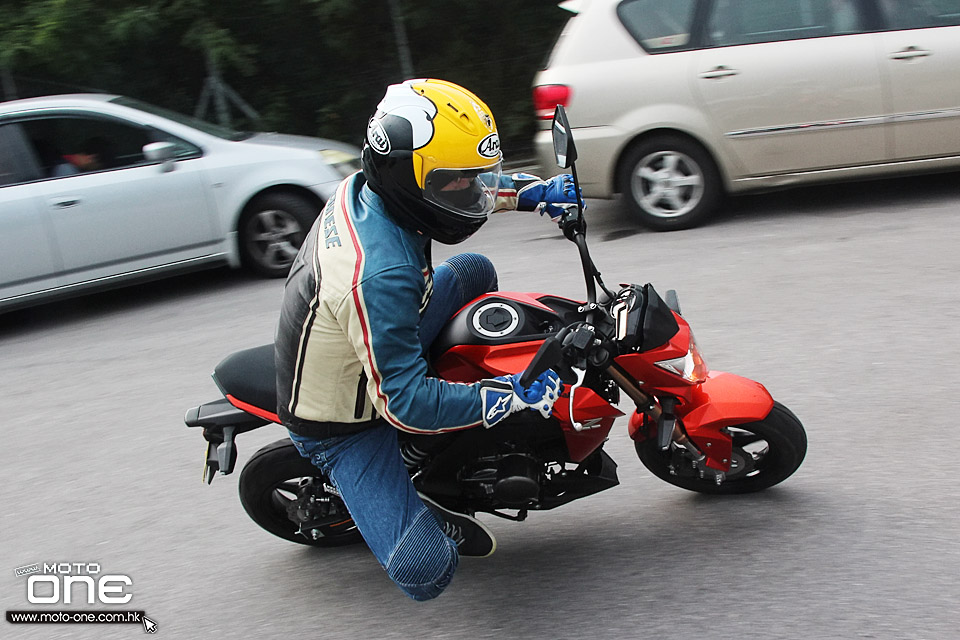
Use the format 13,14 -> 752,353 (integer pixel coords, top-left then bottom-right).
401,434 -> 547,509
460,452 -> 545,508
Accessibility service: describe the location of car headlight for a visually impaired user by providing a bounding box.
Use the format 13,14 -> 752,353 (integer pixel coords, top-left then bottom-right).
319,149 -> 361,178
655,335 -> 708,383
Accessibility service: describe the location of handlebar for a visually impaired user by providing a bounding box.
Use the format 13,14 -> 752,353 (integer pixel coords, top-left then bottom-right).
518,321 -> 598,388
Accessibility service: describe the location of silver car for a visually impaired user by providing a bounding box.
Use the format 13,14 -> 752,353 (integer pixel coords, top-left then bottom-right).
0,94 -> 359,312
533,0 -> 960,230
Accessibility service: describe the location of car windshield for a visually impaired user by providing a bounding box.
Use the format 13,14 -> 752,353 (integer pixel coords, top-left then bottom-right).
110,96 -> 254,141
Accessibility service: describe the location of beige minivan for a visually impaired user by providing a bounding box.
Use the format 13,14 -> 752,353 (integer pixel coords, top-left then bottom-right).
533,0 -> 960,230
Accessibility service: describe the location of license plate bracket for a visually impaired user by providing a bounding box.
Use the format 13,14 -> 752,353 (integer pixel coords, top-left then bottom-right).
200,426 -> 238,483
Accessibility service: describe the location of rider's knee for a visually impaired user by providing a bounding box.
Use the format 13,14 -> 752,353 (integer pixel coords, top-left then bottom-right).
385,507 -> 458,601
442,253 -> 498,300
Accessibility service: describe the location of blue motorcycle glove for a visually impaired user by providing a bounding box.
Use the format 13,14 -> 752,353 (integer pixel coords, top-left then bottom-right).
479,369 -> 562,429
514,173 -> 582,221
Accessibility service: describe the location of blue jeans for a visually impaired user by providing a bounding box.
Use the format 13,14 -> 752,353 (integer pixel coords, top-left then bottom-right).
288,253 -> 497,601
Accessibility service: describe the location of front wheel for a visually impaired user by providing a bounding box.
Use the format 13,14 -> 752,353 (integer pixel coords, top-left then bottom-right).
238,439 -> 363,546
636,402 -> 806,495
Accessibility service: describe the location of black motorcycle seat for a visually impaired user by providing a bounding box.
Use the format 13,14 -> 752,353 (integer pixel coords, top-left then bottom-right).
213,343 -> 277,414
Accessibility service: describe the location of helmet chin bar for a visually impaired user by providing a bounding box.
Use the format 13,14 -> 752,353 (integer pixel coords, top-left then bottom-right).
364,169 -> 487,245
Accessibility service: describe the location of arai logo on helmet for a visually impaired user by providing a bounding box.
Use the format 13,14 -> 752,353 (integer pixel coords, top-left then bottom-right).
477,133 -> 500,159
367,119 -> 391,154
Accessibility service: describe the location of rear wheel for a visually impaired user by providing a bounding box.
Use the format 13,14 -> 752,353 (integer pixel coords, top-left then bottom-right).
238,439 -> 363,547
619,134 -> 722,231
636,402 -> 806,495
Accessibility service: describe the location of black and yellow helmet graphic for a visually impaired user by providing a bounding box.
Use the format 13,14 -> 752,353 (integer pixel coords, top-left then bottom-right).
361,79 -> 503,245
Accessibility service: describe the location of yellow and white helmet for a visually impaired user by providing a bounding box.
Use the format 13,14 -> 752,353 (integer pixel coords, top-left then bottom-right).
361,79 -> 502,244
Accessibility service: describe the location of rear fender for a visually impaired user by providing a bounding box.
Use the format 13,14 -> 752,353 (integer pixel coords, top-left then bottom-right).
629,371 -> 773,470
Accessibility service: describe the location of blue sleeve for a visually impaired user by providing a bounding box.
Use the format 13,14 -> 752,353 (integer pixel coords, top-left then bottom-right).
494,172 -> 542,213
336,264 -> 483,433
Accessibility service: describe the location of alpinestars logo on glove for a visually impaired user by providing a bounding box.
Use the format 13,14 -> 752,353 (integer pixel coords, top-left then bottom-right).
481,382 -> 514,428
485,394 -> 511,422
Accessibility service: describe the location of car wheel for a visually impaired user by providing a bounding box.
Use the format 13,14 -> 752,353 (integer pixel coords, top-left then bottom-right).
620,135 -> 722,231
238,193 -> 317,278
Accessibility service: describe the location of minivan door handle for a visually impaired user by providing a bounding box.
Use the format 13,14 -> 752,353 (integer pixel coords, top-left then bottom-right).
699,65 -> 740,79
890,46 -> 931,60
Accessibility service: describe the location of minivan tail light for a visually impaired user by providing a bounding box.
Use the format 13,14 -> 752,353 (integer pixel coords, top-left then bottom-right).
533,85 -> 571,120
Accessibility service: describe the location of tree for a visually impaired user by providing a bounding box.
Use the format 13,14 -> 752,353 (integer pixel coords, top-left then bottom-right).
0,0 -> 569,153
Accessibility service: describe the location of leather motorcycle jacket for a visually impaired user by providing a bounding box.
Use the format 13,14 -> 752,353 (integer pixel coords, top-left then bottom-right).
275,173 -> 484,438
275,171 -> 547,438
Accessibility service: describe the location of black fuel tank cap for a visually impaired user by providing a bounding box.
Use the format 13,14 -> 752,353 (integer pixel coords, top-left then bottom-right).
472,302 -> 521,338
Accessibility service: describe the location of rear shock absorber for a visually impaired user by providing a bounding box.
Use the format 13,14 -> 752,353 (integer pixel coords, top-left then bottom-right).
401,442 -> 431,470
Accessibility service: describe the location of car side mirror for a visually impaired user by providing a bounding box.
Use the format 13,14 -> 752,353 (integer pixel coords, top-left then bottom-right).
552,105 -> 577,169
143,141 -> 177,172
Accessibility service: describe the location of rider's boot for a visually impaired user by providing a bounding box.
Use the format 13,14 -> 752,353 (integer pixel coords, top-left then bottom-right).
419,494 -> 497,558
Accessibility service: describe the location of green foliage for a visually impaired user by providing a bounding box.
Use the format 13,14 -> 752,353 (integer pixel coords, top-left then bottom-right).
0,0 -> 569,154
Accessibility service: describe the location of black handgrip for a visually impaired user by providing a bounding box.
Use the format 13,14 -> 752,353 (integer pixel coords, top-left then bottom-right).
519,335 -> 563,387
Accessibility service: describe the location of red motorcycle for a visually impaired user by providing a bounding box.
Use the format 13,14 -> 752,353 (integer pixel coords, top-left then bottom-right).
184,106 -> 806,546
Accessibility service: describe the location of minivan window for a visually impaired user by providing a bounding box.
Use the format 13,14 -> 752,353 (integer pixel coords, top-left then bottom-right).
618,0 -> 697,51
707,0 -> 866,47
880,0 -> 960,28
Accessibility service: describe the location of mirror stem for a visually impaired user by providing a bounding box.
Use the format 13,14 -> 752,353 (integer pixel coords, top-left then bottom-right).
575,232 -> 598,324
570,161 -> 586,216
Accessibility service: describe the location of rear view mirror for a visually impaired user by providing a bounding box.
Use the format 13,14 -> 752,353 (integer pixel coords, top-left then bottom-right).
552,105 -> 577,169
143,141 -> 177,172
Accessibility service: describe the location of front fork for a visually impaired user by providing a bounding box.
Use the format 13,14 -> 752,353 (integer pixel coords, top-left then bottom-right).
608,363 -> 707,458
611,365 -> 774,480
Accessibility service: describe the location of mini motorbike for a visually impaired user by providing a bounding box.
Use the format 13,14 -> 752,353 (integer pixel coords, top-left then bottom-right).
184,106 -> 806,547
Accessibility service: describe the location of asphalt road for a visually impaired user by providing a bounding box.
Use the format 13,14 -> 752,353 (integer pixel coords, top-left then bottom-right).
2,172 -> 959,640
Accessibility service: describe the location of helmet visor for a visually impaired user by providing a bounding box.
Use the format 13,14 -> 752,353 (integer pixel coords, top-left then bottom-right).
423,163 -> 502,219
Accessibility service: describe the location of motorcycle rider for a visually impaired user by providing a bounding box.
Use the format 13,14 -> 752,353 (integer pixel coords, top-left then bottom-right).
274,78 -> 577,601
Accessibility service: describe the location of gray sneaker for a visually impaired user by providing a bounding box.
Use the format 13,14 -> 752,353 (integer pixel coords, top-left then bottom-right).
420,495 -> 497,558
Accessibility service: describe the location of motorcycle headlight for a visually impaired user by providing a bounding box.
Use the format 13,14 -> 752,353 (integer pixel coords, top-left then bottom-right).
655,335 -> 708,384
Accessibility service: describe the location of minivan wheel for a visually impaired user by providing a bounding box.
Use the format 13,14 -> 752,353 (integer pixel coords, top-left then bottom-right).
620,135 -> 722,231
238,193 -> 317,278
